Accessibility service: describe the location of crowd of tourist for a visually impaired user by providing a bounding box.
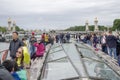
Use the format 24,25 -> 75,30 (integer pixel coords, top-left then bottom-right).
76,31 -> 120,65
0,32 -> 47,80
0,31 -> 120,80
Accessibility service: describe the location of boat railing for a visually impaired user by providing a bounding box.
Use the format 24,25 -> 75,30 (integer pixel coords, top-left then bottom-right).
0,49 -> 9,64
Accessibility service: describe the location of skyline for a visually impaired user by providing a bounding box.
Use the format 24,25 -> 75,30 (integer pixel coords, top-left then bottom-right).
0,0 -> 120,30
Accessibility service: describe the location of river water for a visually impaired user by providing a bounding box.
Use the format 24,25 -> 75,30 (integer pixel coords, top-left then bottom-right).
0,42 -> 9,51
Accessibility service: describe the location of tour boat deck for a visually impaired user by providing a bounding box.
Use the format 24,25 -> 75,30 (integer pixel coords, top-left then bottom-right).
0,40 -> 120,80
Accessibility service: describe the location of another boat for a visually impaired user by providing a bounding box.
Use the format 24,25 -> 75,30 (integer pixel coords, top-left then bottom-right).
0,34 -> 5,42
4,33 -> 25,42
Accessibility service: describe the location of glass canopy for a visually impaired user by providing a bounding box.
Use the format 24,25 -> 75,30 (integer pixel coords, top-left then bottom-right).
39,43 -> 120,80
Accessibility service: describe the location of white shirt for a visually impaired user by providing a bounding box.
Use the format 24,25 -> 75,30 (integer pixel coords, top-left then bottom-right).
101,36 -> 106,44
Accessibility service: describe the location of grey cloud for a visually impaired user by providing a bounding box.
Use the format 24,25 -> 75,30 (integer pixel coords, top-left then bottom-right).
0,0 -> 120,30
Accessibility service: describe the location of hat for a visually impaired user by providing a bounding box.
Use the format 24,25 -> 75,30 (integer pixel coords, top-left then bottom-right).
32,32 -> 35,35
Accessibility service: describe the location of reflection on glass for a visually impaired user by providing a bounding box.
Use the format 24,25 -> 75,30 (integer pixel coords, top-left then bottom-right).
49,46 -> 63,54
83,58 -> 120,80
79,48 -> 100,60
76,43 -> 87,48
47,50 -> 66,62
42,62 -> 79,80
40,43 -> 120,80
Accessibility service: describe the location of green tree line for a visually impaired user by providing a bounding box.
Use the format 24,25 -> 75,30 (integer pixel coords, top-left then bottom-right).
65,19 -> 120,31
0,26 -> 24,33
65,25 -> 107,31
0,26 -> 7,33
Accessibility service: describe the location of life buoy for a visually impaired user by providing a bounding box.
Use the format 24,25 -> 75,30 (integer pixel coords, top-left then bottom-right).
2,50 -> 8,62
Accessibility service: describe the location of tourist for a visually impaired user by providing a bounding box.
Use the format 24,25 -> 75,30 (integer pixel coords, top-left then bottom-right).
9,32 -> 24,59
41,33 -> 45,45
100,33 -> 107,53
13,60 -> 28,80
93,33 -> 98,48
55,34 -> 60,43
16,47 -> 30,80
2,60 -> 21,80
66,32 -> 70,43
48,34 -> 54,45
29,32 -> 37,58
22,38 -> 31,67
0,64 -> 14,80
33,39 -> 45,61
22,38 -> 28,48
44,33 -> 49,45
60,33 -> 64,43
86,34 -> 92,46
106,31 -> 117,59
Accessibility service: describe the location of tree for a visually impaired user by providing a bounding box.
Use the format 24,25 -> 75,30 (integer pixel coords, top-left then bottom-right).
15,26 -> 21,31
89,25 -> 94,31
65,26 -> 85,31
65,25 -> 108,31
98,25 -> 107,31
113,19 -> 120,31
0,26 -> 7,33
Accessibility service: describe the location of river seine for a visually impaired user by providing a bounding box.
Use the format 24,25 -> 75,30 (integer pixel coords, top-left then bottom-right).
0,42 -> 9,51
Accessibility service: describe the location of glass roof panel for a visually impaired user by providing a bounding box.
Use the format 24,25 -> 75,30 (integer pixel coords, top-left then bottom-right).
51,57 -> 68,62
76,43 -> 87,48
78,48 -> 100,60
50,43 -> 61,49
64,43 -> 88,77
42,62 -> 79,80
83,58 -> 120,80
49,46 -> 63,54
40,43 -> 120,80
47,50 -> 67,62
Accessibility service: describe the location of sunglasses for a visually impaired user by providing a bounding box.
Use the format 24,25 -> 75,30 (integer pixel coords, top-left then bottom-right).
17,51 -> 22,54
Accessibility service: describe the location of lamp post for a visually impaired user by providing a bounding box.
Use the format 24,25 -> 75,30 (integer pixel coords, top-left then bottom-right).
8,17 -> 12,32
94,17 -> 99,32
85,20 -> 89,32
13,21 -> 16,32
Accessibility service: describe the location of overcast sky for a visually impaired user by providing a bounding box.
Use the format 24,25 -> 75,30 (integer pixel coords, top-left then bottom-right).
0,0 -> 120,30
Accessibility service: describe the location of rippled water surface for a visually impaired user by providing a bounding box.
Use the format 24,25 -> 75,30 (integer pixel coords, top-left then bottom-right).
0,42 -> 9,51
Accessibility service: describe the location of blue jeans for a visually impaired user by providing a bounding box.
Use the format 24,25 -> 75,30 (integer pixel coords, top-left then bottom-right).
102,45 -> 108,54
108,47 -> 117,59
30,45 -> 35,58
87,40 -> 92,46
